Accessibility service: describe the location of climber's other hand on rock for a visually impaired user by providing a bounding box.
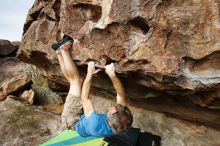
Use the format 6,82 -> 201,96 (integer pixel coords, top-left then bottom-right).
87,62 -> 100,76
104,63 -> 116,77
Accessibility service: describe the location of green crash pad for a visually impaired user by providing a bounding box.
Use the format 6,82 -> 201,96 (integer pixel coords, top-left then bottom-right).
40,130 -> 108,146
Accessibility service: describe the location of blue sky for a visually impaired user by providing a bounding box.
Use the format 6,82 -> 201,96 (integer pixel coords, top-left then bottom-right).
0,0 -> 35,41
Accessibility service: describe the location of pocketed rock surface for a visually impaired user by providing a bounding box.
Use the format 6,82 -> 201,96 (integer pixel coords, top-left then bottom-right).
18,0 -> 220,109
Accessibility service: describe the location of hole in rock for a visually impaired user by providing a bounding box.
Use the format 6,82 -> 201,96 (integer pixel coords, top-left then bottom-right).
73,3 -> 102,22
52,0 -> 61,20
124,59 -> 149,66
129,16 -> 150,34
105,57 -> 117,65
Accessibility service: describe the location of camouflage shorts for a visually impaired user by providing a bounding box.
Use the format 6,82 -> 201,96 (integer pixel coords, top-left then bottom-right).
61,93 -> 83,130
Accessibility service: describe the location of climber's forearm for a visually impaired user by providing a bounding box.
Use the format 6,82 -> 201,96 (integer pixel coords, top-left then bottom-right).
80,73 -> 95,117
81,74 -> 92,101
109,75 -> 127,106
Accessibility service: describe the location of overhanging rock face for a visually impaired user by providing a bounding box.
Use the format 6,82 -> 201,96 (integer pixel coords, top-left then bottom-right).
18,0 -> 220,127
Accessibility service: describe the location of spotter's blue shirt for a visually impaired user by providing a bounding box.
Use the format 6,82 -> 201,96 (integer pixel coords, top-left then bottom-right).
75,111 -> 112,137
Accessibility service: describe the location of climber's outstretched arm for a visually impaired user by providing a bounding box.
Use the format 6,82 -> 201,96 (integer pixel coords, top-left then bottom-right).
105,63 -> 127,106
81,62 -> 100,118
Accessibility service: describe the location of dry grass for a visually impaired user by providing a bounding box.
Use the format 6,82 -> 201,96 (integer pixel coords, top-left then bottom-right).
42,104 -> 64,114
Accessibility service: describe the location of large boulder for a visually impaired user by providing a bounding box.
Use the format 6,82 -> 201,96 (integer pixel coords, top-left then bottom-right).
0,39 -> 17,57
11,41 -> 21,51
0,57 -> 32,101
17,0 -> 220,128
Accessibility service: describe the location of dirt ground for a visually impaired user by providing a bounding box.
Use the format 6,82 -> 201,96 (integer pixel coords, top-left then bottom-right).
0,97 -> 61,146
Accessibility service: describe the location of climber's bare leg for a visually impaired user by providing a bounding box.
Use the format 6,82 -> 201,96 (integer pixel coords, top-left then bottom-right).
57,50 -> 68,80
60,44 -> 82,96
58,43 -> 83,129
60,48 -> 79,80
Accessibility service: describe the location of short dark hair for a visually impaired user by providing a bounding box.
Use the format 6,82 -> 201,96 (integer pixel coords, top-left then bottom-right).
107,104 -> 133,134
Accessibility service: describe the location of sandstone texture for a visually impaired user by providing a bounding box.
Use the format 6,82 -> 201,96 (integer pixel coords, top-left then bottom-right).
0,39 -> 17,56
0,39 -> 62,104
11,41 -> 21,50
0,40 -> 32,101
0,57 -> 32,101
20,89 -> 35,104
17,0 -> 220,129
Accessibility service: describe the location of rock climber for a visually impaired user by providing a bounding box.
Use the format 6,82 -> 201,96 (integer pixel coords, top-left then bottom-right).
52,35 -> 133,137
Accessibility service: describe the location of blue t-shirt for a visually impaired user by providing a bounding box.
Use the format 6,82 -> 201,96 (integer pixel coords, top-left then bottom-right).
75,112 -> 112,137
